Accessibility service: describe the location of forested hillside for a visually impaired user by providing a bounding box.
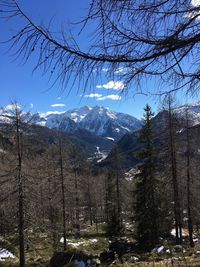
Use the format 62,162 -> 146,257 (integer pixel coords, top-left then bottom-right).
1,102 -> 200,266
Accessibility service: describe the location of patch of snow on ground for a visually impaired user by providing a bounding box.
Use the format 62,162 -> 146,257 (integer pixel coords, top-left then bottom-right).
36,121 -> 46,126
120,125 -> 130,131
90,239 -> 98,243
97,153 -> 107,163
176,128 -> 183,133
125,168 -> 140,181
157,246 -> 165,253
131,256 -> 139,261
0,248 -> 15,261
171,228 -> 191,237
60,238 -> 98,247
171,229 -> 176,237
68,241 -> 85,248
152,246 -> 165,254
105,137 -> 115,141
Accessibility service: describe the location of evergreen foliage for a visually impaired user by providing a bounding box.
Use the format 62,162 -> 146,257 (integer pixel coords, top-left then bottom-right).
105,170 -> 123,237
134,105 -> 160,251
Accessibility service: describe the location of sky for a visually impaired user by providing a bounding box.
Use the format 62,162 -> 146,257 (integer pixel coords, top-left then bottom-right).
0,0 -> 198,119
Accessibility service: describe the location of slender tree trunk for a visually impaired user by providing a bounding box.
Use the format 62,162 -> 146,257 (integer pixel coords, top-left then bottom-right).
168,100 -> 182,243
47,174 -> 57,249
185,110 -> 194,247
87,176 -> 93,226
74,169 -> 80,236
16,115 -> 25,267
59,138 -> 67,250
114,149 -> 122,228
116,170 -> 122,226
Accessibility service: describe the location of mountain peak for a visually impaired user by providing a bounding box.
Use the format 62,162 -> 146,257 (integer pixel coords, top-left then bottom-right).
37,105 -> 142,141
0,104 -> 142,141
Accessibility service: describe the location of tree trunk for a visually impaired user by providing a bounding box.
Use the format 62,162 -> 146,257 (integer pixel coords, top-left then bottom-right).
168,99 -> 182,244
87,176 -> 93,226
16,115 -> 25,267
74,169 -> 80,236
185,110 -> 194,247
59,138 -> 67,251
116,170 -> 122,226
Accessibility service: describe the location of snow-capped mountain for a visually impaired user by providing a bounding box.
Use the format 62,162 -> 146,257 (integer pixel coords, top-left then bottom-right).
65,106 -> 92,123
78,106 -> 141,140
45,113 -> 78,133
39,106 -> 141,140
0,105 -> 141,141
173,102 -> 200,125
3,103 -> 200,140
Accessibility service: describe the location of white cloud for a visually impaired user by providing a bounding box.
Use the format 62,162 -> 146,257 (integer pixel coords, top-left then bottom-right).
96,80 -> 125,90
30,103 -> 34,108
83,92 -> 121,101
50,103 -> 66,107
97,94 -> 122,101
84,93 -> 102,98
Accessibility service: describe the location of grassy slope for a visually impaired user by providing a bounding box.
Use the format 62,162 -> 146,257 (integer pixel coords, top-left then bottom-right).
1,225 -> 200,267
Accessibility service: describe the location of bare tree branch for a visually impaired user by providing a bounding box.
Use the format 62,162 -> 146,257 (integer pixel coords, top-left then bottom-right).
1,0 -> 200,95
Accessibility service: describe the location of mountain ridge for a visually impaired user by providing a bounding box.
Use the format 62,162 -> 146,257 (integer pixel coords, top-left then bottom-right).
36,105 -> 142,141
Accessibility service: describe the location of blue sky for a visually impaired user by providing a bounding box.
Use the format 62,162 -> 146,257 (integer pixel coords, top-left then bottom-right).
0,0 -> 196,119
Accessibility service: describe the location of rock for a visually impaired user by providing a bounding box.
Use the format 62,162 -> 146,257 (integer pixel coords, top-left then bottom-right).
99,250 -> 115,264
93,258 -> 101,265
172,245 -> 183,253
171,257 -> 179,261
48,252 -> 70,267
48,252 -> 91,267
130,256 -> 139,262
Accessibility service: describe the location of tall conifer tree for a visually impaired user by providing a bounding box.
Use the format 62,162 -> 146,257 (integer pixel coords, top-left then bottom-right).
135,104 -> 159,250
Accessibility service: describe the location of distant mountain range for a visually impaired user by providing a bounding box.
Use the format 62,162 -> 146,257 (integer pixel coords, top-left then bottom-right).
36,103 -> 200,137
1,103 -> 200,161
0,105 -> 141,158
35,106 -> 142,141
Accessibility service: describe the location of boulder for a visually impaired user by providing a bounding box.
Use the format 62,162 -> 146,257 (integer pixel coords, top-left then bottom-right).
172,245 -> 183,253
48,251 -> 91,267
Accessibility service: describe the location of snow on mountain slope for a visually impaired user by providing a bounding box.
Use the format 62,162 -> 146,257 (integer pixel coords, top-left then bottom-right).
3,102 -> 200,142
36,106 -> 142,141
45,113 -> 78,132
0,105 -> 141,140
65,106 -> 92,123
78,106 -> 141,140
173,102 -> 200,125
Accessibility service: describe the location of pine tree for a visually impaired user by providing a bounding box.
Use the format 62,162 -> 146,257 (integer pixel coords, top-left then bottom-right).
134,104 -> 159,251
105,169 -> 123,237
